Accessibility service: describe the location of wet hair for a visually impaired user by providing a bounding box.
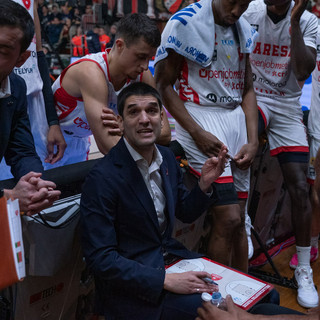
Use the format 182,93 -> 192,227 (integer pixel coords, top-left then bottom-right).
0,0 -> 34,53
117,82 -> 162,117
116,13 -> 161,48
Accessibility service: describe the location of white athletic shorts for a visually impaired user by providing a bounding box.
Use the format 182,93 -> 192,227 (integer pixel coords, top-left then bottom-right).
175,104 -> 250,194
258,100 -> 309,157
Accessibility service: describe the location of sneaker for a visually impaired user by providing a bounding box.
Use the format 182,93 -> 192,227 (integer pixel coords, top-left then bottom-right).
295,266 -> 319,308
245,213 -> 254,259
289,247 -> 319,269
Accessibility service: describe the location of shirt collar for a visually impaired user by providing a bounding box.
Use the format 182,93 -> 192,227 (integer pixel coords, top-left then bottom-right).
0,76 -> 11,99
124,138 -> 163,169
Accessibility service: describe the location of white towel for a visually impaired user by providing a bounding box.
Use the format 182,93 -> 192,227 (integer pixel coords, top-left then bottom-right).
155,0 -> 258,67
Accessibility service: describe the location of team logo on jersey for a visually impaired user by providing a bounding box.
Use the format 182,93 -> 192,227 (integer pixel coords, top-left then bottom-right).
22,0 -> 31,10
252,73 -> 257,82
317,45 -> 320,54
250,24 -> 259,32
206,93 -> 217,102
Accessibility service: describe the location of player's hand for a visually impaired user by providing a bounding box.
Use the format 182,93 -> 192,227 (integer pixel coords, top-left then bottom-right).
10,172 -> 60,215
101,107 -> 122,136
233,143 -> 257,170
164,271 -> 218,295
291,0 -> 308,24
45,124 -> 67,164
199,146 -> 228,192
191,129 -> 227,158
196,295 -> 248,320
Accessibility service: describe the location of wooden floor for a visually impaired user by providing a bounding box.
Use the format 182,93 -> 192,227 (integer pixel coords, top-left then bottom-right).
255,241 -> 320,313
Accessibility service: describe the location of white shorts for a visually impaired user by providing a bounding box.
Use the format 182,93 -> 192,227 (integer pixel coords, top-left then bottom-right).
258,101 -> 309,156
176,104 -> 250,194
307,133 -> 320,183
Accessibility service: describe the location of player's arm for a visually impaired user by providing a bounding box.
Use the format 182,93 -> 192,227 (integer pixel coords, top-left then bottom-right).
155,50 -> 225,157
290,0 -> 317,81
234,54 -> 258,170
78,63 -> 121,154
34,0 -> 66,164
141,69 -> 171,145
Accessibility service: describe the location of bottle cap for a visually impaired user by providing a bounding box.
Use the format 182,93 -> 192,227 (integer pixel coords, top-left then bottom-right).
201,292 -> 213,302
211,291 -> 222,303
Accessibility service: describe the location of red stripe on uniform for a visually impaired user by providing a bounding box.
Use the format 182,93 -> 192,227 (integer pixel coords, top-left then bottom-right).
307,178 -> 314,185
215,176 -> 234,184
237,192 -> 248,199
270,146 -> 309,156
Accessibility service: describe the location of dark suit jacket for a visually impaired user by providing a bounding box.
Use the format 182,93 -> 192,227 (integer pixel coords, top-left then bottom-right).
0,72 -> 43,181
80,138 -> 217,319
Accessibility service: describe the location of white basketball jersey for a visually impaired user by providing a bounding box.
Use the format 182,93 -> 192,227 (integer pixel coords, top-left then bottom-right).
178,24 -> 246,110
13,0 -> 43,95
243,0 -> 317,111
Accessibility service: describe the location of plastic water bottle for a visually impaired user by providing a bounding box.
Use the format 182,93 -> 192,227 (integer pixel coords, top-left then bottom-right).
211,292 -> 227,310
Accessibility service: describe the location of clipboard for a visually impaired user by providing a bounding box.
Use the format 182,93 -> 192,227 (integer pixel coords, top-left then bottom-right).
166,257 -> 273,310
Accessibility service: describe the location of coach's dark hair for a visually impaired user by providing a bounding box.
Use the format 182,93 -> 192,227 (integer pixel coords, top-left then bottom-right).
116,13 -> 161,48
0,0 -> 34,53
117,82 -> 163,117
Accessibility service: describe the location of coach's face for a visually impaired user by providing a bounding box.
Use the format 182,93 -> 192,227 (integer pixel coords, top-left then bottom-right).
0,26 -> 30,84
213,0 -> 252,26
120,94 -> 163,161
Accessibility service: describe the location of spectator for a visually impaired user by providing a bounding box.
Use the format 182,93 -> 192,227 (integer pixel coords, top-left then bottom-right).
86,24 -> 101,53
56,18 -> 72,53
39,5 -> 52,40
106,23 -> 116,48
60,2 -> 73,23
47,16 -> 64,48
49,3 -> 62,22
71,25 -> 88,56
98,26 -> 110,52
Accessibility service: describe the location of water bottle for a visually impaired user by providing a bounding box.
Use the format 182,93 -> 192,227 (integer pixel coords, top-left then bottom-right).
211,292 -> 227,310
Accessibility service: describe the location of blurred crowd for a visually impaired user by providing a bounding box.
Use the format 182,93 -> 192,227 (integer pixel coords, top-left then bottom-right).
38,0 -> 117,56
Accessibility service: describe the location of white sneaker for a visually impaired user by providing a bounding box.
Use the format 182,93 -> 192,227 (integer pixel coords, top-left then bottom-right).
295,266 -> 319,308
245,213 -> 254,259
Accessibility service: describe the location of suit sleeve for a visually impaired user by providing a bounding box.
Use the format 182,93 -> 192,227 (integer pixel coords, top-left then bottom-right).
4,75 -> 43,181
80,168 -> 166,304
163,148 -> 218,223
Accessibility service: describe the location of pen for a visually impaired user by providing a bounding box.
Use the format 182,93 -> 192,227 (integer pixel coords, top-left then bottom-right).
202,277 -> 218,285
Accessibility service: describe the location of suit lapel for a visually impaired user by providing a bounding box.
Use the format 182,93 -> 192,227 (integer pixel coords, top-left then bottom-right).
115,139 -> 162,233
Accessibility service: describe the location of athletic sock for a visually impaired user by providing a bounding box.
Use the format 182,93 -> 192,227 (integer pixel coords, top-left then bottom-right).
310,236 -> 319,249
296,246 -> 311,267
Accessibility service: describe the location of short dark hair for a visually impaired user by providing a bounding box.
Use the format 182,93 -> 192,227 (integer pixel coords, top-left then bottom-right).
116,13 -> 161,48
117,82 -> 162,117
0,0 -> 34,53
